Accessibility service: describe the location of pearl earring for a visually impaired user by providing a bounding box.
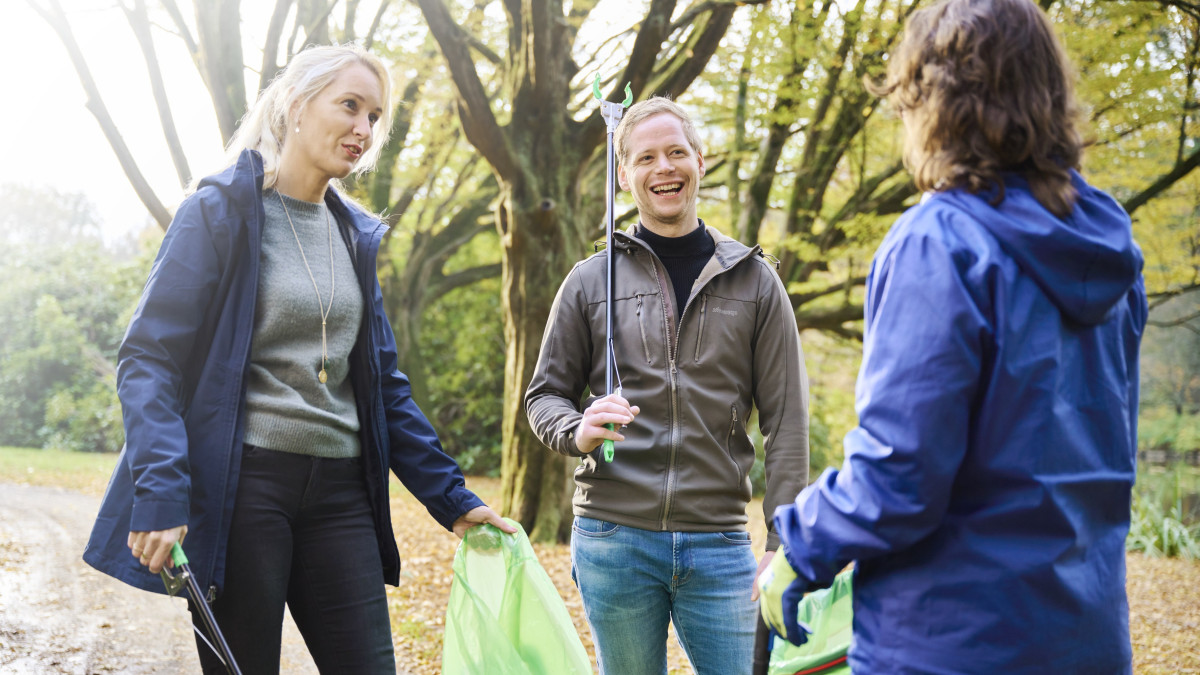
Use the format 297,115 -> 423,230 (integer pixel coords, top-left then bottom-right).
295,125 -> 300,133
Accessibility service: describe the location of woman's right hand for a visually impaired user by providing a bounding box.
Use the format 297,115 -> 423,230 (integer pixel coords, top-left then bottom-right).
574,393 -> 639,454
127,525 -> 188,574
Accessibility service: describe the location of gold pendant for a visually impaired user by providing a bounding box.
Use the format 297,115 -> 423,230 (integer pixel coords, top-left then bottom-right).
318,368 -> 328,384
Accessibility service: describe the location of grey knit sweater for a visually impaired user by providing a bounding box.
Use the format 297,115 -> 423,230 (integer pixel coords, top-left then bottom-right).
242,191 -> 363,457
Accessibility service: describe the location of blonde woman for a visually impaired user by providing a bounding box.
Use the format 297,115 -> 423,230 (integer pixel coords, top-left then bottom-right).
85,44 -> 513,674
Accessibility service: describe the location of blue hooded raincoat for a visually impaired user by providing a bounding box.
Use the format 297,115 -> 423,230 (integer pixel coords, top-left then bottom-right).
775,171 -> 1146,673
84,150 -> 483,597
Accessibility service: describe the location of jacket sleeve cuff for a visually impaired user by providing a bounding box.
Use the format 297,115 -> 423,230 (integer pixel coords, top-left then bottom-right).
129,499 -> 189,532
766,529 -> 781,552
558,428 -> 586,458
439,489 -> 486,532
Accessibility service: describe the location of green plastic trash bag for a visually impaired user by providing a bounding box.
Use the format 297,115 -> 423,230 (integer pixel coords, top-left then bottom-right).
769,569 -> 853,675
442,519 -> 591,675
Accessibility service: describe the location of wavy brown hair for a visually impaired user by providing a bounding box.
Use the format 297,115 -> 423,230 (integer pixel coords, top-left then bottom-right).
869,0 -> 1083,217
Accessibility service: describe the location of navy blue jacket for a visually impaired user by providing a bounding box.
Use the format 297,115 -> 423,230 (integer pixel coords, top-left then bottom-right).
84,150 -> 483,596
775,171 -> 1146,673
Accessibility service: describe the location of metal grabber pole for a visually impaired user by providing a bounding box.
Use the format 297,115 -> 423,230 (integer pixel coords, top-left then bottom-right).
160,543 -> 243,675
593,75 -> 633,463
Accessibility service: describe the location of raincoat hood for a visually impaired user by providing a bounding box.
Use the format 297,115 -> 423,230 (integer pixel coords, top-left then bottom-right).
942,169 -> 1142,325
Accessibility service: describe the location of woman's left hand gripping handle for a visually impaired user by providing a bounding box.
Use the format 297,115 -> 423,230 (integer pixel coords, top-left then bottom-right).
128,525 -> 189,574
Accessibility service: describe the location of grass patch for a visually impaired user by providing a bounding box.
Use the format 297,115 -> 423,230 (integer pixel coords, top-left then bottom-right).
1127,464 -> 1200,559
0,446 -> 118,495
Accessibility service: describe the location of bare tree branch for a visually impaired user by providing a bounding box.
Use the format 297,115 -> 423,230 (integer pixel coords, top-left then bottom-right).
614,0 -> 677,102
29,0 -> 172,229
434,263 -> 504,299
159,0 -> 199,57
655,3 -> 738,99
124,0 -> 191,189
344,0 -> 361,42
791,276 -> 868,306
1148,308 -> 1200,328
1148,282 -> 1200,306
414,0 -> 519,179
1122,145 -> 1200,215
364,0 -> 391,49
668,0 -> 769,32
194,0 -> 247,144
795,303 -> 865,339
259,0 -> 294,93
737,0 -> 833,244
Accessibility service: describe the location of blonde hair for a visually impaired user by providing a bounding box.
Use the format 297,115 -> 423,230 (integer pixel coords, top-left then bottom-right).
868,0 -> 1083,217
615,97 -> 704,166
215,44 -> 393,191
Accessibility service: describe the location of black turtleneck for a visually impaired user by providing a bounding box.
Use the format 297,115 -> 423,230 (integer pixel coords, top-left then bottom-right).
634,221 -> 715,318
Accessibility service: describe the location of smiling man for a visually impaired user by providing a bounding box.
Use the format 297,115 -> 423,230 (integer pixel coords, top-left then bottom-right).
524,97 -> 811,675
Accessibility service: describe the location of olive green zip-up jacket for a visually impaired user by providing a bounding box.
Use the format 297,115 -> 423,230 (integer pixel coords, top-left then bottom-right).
525,225 -> 809,550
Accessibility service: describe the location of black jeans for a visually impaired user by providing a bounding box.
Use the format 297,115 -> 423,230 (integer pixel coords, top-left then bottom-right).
191,445 -> 395,674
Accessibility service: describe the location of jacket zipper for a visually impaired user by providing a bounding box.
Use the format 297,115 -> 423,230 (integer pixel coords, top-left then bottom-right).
620,232 -> 762,530
694,294 -> 707,362
647,255 -> 685,530
635,294 -> 652,364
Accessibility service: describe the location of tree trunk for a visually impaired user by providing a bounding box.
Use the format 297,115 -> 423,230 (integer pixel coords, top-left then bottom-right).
496,179 -> 580,543
195,0 -> 247,145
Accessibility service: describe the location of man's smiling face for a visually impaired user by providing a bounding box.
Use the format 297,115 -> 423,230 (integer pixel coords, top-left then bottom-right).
618,112 -> 706,237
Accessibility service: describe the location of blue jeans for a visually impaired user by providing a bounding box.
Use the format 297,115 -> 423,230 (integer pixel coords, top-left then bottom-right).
571,516 -> 758,675
192,445 -> 395,674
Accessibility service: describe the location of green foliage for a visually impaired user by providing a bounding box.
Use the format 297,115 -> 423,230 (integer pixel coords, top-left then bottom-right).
1058,1 -> 1200,296
0,184 -> 143,452
1126,494 -> 1199,559
1127,466 -> 1200,559
43,379 -> 124,454
1139,292 -> 1200,417
1138,411 -> 1200,452
421,271 -> 505,476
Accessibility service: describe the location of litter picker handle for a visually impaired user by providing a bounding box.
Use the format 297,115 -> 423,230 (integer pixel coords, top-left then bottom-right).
170,541 -> 188,567
602,433 -> 615,462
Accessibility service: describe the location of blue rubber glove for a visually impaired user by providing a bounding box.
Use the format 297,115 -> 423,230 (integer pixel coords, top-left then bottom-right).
756,547 -> 813,647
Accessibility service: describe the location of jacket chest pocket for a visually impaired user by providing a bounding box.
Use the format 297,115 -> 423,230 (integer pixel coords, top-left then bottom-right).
597,293 -> 663,372
691,294 -> 754,364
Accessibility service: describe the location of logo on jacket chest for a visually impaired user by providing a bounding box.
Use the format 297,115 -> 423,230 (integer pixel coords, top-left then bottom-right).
710,306 -> 738,317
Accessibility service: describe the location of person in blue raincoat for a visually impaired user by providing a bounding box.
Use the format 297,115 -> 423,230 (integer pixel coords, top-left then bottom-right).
84,44 -> 514,674
757,0 -> 1147,671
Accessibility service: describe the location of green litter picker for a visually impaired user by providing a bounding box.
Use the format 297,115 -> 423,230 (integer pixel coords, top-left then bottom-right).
593,75 -> 633,463
159,543 -> 242,675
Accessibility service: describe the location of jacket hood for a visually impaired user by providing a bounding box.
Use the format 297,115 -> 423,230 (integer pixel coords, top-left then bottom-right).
939,170 -> 1143,326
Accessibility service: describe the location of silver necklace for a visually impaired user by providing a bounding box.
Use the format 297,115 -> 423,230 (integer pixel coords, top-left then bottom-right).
277,192 -> 335,384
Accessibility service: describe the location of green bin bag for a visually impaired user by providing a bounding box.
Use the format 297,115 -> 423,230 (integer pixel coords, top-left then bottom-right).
441,519 -> 592,675
769,568 -> 854,675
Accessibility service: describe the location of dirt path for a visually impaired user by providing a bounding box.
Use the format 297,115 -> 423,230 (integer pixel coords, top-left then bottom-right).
0,483 -> 318,674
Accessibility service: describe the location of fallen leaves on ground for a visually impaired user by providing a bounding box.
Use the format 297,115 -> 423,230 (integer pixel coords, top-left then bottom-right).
391,477 -> 1200,675
1128,552 -> 1200,673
